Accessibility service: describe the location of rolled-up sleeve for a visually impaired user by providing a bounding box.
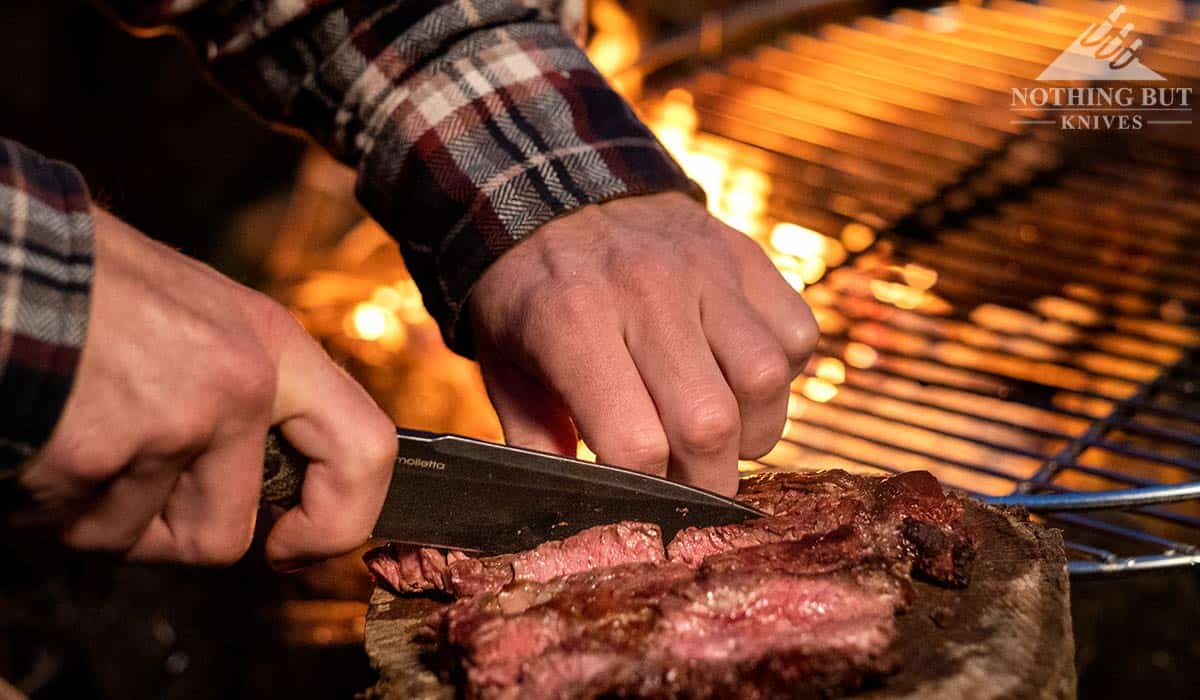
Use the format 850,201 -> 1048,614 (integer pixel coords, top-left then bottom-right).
106,0 -> 700,353
0,139 -> 94,472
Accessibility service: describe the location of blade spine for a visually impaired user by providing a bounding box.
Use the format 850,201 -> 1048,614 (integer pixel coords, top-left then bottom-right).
420,433 -> 763,516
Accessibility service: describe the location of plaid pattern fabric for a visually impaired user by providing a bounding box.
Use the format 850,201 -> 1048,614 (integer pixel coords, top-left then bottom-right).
108,0 -> 700,353
0,139 -> 93,473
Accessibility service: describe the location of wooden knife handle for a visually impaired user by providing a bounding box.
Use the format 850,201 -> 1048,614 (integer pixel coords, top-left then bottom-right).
262,428 -> 307,509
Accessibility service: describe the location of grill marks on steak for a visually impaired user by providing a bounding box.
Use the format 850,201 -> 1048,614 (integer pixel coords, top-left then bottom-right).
366,522 -> 665,597
366,470 -> 974,699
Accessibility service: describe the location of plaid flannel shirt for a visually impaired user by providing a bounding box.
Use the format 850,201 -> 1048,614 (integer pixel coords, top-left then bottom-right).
110,0 -> 698,348
1,0 -> 696,468
0,140 -> 93,473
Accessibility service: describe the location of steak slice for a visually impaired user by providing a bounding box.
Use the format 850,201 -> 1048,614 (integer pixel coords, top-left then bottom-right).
736,469 -> 873,516
668,470 -> 973,586
367,469 -> 974,699
698,524 -> 887,578
364,544 -> 471,594
366,522 -> 666,597
435,562 -> 694,695
441,556 -> 908,699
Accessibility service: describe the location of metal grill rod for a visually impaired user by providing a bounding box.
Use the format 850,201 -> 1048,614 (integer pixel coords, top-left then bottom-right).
986,482 -> 1200,511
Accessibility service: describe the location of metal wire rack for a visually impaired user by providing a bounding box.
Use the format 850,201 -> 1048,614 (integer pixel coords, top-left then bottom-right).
644,0 -> 1200,575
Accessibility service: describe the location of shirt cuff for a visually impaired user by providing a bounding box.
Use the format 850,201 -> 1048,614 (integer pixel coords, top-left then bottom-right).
0,140 -> 94,472
352,22 -> 701,355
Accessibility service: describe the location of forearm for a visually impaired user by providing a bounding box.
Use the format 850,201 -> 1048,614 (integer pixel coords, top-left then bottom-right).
104,0 -> 699,352
0,139 -> 94,472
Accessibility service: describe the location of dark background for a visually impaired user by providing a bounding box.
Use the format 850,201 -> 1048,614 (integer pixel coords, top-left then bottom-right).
0,0 -> 302,276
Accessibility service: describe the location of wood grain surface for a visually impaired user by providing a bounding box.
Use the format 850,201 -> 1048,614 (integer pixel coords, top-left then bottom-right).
363,500 -> 1075,699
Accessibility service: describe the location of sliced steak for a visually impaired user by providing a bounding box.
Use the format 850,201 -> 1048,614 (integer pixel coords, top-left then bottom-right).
698,524 -> 884,578
364,544 -> 470,594
736,469 -> 873,516
367,469 -> 974,699
367,522 -> 666,597
441,557 -> 908,699
435,562 -> 693,695
668,470 -> 973,587
666,497 -> 867,567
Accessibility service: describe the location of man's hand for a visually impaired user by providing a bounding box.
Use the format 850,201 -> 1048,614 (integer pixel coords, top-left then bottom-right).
19,208 -> 396,568
470,192 -> 818,496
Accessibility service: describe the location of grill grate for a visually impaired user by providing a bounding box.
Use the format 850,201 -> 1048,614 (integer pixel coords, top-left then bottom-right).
646,0 -> 1200,574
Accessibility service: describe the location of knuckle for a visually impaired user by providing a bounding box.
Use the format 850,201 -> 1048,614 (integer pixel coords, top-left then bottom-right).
61,447 -> 127,483
783,306 -> 820,361
247,290 -> 293,331
555,280 -> 601,319
155,410 -> 211,455
524,280 -> 597,337
230,351 -> 277,407
623,257 -> 679,298
740,418 -> 786,460
610,431 -> 670,474
206,340 -> 276,410
677,398 -> 740,455
360,414 -> 399,476
739,351 -> 791,403
326,521 -> 371,555
184,524 -> 253,566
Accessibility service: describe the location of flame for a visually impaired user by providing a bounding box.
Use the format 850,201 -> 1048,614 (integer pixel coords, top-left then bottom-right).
901,264 -> 938,291
576,441 -> 598,463
770,223 -> 830,259
1033,296 -> 1103,326
870,279 -> 926,310
647,91 -> 773,238
841,223 -> 876,252
844,342 -> 879,369
347,302 -> 390,341
586,0 -> 642,96
815,357 -> 846,384
801,377 -> 839,403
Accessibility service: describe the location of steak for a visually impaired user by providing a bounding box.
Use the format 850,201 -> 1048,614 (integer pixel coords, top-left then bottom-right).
434,557 -> 907,699
365,469 -> 974,699
364,544 -> 471,593
669,470 -> 973,586
366,521 -> 665,597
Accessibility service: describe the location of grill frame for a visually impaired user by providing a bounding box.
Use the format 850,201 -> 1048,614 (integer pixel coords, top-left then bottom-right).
631,0 -> 1200,576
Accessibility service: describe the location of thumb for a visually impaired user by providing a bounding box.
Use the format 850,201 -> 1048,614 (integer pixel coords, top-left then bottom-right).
479,353 -> 578,457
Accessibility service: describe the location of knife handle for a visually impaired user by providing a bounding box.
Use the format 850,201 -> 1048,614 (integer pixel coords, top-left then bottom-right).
262,428 -> 306,509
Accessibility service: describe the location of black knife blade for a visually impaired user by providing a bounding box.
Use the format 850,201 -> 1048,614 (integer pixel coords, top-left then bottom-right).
262,428 -> 764,555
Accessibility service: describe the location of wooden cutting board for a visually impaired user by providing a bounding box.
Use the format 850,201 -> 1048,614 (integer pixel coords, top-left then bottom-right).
362,500 -> 1075,699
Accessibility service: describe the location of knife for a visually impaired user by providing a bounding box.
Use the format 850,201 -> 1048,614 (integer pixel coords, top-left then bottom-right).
261,428 -> 763,555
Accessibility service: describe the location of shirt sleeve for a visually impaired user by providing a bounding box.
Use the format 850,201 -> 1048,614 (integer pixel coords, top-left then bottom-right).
0,139 -> 94,473
104,0 -> 700,354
